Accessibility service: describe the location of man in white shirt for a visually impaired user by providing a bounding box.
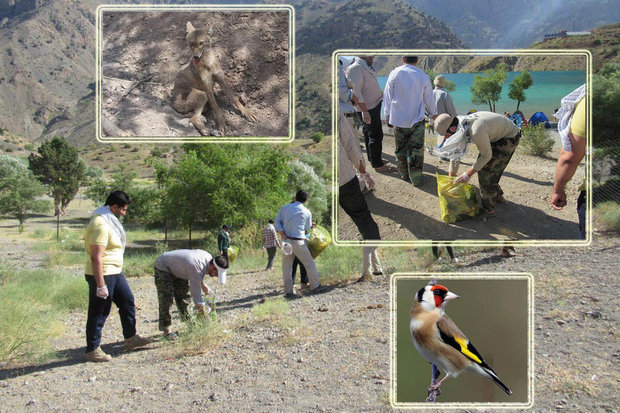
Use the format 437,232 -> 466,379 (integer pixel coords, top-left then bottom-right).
383,56 -> 437,186
346,56 -> 394,173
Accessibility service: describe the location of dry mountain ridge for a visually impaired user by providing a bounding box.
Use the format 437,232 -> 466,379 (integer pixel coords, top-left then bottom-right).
294,0 -> 464,135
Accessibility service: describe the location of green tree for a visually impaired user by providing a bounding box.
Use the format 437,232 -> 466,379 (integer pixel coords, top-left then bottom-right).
158,144 -> 293,245
0,156 -> 50,225
593,63 -> 620,147
508,71 -> 533,112
28,137 -> 86,217
84,167 -> 159,226
470,64 -> 507,112
287,160 -> 329,226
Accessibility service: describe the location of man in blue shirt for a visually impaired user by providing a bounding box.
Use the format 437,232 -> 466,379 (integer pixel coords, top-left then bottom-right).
274,190 -> 326,298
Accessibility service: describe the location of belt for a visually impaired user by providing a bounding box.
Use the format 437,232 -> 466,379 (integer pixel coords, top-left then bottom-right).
287,237 -> 305,241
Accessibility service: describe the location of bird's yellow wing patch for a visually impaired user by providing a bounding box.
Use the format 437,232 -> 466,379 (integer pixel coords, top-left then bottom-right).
454,336 -> 482,364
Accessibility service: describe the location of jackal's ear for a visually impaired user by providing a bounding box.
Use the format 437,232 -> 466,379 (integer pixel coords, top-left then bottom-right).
186,21 -> 195,33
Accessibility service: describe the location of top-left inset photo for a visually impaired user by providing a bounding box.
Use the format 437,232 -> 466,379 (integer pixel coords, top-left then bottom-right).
96,5 -> 294,143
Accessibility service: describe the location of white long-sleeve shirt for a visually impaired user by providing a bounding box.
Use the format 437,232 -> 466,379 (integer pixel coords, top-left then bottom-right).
383,64 -> 437,128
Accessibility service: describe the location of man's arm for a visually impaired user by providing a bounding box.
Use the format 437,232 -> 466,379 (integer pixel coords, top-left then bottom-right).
423,78 -> 437,119
90,244 -> 108,298
551,132 -> 586,210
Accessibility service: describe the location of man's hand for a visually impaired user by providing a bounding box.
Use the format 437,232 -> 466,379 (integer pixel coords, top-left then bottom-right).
201,281 -> 212,296
455,172 -> 471,184
361,172 -> 375,190
551,188 -> 567,210
96,285 -> 109,299
361,110 -> 371,125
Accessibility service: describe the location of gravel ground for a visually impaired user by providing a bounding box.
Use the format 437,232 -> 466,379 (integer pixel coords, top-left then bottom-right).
1,229 -> 619,412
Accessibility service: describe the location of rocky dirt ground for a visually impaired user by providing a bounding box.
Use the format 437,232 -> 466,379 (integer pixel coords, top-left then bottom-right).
1,215 -> 618,412
338,126 -> 583,243
101,10 -> 290,138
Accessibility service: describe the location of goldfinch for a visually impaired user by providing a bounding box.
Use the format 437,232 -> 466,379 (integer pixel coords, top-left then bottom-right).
410,283 -> 512,396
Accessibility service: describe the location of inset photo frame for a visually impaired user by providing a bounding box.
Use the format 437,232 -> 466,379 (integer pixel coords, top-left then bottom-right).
332,50 -> 591,247
96,4 -> 294,143
390,273 -> 534,409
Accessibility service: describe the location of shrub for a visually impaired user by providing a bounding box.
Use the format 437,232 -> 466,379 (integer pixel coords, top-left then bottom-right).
24,143 -> 35,151
299,153 -> 327,178
310,132 -> 324,143
594,201 -> 620,231
520,124 -> 555,157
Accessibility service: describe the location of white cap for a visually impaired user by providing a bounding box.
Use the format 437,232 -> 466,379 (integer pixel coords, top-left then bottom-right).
213,259 -> 228,284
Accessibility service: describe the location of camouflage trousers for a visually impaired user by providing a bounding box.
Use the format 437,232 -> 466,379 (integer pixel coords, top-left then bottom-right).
478,133 -> 521,212
394,121 -> 425,186
154,268 -> 190,331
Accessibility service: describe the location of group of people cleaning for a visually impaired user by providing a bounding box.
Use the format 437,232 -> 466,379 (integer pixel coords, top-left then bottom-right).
83,189 -> 333,362
340,55 -> 587,240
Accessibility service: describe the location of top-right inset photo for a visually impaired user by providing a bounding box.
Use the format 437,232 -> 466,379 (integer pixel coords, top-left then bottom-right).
334,50 -> 590,246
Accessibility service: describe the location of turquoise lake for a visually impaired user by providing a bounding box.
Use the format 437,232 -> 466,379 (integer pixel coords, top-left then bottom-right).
377,70 -> 585,120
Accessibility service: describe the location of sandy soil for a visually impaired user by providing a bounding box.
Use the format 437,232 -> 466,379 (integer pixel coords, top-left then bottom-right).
337,125 -> 583,242
101,10 -> 290,138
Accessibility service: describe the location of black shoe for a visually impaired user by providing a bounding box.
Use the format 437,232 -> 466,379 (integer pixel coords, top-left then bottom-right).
310,285 -> 329,294
284,292 -> 302,300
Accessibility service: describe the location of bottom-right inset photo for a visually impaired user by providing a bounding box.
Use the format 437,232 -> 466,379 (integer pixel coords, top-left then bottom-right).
390,273 -> 533,409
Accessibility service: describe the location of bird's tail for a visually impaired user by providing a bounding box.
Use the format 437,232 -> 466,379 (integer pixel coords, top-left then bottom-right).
483,366 -> 512,395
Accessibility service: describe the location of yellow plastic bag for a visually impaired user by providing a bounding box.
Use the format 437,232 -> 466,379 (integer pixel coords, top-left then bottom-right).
307,225 -> 331,259
436,173 -> 480,223
227,246 -> 239,264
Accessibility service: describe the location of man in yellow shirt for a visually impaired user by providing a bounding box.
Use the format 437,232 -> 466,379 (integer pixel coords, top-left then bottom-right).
551,85 -> 587,239
84,190 -> 150,362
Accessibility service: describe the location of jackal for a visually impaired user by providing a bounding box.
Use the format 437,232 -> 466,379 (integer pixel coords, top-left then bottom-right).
170,21 -> 257,136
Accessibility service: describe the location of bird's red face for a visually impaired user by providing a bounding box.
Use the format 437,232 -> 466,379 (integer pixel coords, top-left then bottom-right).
430,284 -> 460,308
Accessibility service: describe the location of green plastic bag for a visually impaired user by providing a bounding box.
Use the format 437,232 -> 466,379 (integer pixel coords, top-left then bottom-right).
307,225 -> 331,259
436,173 -> 481,223
227,246 -> 239,264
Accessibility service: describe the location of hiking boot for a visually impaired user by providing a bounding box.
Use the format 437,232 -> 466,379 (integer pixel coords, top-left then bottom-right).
124,334 -> 152,351
85,347 -> 112,363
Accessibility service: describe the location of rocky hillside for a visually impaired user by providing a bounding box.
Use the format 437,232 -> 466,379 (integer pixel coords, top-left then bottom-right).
294,0 -> 464,135
459,24 -> 620,73
404,0 -> 620,48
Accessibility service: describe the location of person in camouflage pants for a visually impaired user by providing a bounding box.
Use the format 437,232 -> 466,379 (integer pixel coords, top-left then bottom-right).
477,134 -> 520,213
393,121 -> 426,186
154,268 -> 191,331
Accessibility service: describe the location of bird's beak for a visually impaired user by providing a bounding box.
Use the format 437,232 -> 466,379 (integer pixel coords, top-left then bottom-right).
444,291 -> 460,301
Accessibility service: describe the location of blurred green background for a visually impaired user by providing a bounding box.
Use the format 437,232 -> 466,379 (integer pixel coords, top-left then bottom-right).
394,275 -> 530,404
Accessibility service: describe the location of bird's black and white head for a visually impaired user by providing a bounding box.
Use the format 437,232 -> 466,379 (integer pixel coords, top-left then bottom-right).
416,283 -> 460,312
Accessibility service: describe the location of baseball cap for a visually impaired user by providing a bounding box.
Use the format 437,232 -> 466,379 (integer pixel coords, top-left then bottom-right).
434,113 -> 454,138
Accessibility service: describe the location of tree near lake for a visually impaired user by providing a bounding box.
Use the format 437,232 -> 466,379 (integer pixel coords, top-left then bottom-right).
508,71 -> 533,112
470,64 -> 507,112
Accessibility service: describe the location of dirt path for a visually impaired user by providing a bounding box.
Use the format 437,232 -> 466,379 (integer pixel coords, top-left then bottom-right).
101,10 -> 290,138
337,126 -> 583,242
1,227 -> 618,411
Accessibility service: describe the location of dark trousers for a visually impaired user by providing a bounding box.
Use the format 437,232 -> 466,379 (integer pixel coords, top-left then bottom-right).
339,176 -> 381,240
291,257 -> 308,284
577,190 -> 586,240
265,246 -> 277,270
85,273 -> 136,352
359,103 -> 384,168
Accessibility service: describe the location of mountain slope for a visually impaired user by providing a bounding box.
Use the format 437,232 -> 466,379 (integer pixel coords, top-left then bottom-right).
405,0 -> 620,48
295,0 -> 464,135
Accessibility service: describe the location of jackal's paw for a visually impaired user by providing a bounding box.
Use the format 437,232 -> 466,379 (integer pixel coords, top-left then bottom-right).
243,108 -> 257,123
197,126 -> 210,136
